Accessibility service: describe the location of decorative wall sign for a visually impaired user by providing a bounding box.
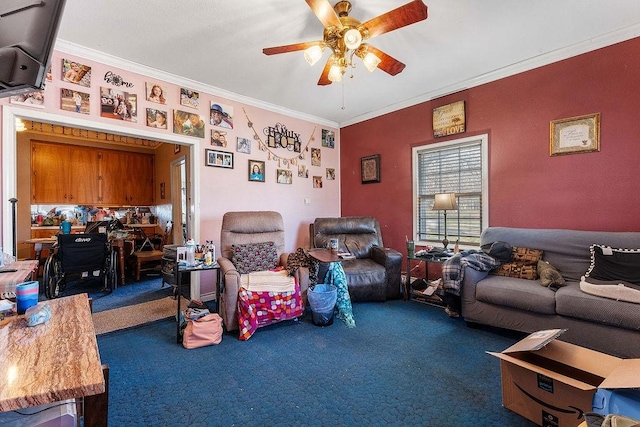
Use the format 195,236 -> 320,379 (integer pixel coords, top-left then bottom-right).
550,113 -> 600,156
361,154 -> 381,184
103,70 -> 133,87
180,88 -> 199,108
265,122 -> 301,151
242,107 -> 316,168
433,100 -> 466,138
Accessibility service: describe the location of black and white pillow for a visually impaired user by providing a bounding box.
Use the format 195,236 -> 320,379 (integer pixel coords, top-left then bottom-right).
585,244 -> 640,285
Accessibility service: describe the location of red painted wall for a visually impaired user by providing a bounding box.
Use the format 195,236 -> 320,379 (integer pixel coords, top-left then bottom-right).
341,37 -> 640,254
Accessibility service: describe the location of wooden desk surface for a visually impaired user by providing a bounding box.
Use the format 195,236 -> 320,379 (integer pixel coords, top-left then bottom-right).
307,248 -> 340,263
0,260 -> 39,294
0,294 -> 105,412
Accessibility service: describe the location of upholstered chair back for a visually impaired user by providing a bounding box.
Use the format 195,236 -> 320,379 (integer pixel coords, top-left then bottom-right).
220,211 -> 286,259
312,216 -> 383,259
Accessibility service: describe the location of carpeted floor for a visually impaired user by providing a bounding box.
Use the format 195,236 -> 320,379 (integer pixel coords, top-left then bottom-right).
96,298 -> 536,426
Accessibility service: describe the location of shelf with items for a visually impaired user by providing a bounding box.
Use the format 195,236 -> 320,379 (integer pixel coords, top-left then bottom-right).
404,255 -> 449,307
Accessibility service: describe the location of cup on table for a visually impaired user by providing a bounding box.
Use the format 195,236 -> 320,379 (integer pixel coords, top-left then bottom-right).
329,238 -> 339,255
407,240 -> 415,257
16,281 -> 39,315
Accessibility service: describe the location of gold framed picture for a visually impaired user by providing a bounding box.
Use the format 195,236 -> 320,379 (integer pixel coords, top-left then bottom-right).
361,154 -> 380,184
550,113 -> 600,156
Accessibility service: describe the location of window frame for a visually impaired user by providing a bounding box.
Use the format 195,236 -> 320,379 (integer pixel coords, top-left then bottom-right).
411,133 -> 489,248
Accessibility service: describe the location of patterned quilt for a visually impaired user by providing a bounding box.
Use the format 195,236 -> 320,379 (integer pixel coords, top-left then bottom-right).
237,280 -> 304,340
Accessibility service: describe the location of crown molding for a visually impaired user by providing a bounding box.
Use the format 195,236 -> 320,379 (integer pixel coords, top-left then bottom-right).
339,23 -> 640,127
54,39 -> 340,129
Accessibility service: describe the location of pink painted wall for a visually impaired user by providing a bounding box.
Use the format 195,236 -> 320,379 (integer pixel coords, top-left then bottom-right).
341,37 -> 640,255
0,48 -> 340,256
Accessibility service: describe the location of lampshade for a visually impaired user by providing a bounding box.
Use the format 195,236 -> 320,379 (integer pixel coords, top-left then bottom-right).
343,28 -> 362,50
432,193 -> 458,211
304,45 -> 324,66
328,64 -> 343,83
361,52 -> 381,72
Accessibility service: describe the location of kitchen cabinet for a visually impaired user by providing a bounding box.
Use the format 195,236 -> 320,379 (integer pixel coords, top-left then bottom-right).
31,142 -> 99,204
31,141 -> 154,206
98,150 -> 154,205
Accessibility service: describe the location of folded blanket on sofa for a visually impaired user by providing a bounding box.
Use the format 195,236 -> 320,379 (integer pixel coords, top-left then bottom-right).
240,269 -> 296,293
580,276 -> 640,304
442,251 -> 501,296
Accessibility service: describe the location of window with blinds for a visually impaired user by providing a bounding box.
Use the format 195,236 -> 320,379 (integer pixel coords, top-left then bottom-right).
412,134 -> 488,246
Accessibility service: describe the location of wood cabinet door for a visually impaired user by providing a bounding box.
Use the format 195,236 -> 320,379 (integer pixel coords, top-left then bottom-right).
127,153 -> 155,205
69,146 -> 100,204
98,149 -> 129,205
31,142 -> 69,204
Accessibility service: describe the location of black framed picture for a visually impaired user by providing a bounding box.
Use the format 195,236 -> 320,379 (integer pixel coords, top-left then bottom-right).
205,149 -> 233,169
361,154 -> 380,184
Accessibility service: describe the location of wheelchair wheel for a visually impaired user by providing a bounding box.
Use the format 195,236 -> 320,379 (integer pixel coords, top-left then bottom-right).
43,255 -> 63,299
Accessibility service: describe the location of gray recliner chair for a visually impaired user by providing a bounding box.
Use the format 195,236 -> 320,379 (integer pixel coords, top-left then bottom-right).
310,216 -> 402,301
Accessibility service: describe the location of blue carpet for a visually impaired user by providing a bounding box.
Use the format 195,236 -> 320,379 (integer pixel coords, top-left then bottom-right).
96,300 -> 536,426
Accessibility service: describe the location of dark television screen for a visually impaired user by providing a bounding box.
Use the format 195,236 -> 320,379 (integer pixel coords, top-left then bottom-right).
0,0 -> 67,98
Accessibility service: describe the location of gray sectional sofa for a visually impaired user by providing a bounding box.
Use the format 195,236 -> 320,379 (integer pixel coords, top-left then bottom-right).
461,227 -> 640,358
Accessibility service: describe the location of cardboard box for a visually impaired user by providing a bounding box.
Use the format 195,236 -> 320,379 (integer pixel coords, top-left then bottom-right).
488,329 -> 640,427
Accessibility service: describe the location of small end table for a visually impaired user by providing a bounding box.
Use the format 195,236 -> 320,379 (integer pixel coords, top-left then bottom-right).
405,255 -> 450,306
174,262 -> 220,343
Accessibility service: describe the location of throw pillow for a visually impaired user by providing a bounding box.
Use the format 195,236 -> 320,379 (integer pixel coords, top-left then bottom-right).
231,242 -> 278,274
537,260 -> 565,288
492,246 -> 543,280
585,244 -> 640,285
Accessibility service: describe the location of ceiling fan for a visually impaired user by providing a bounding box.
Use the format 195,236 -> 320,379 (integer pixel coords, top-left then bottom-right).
263,0 -> 428,85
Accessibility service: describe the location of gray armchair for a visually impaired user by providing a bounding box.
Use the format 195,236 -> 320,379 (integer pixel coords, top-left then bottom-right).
217,211 -> 308,332
310,216 -> 402,301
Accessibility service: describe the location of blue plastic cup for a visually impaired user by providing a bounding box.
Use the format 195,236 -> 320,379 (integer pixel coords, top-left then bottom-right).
15,281 -> 39,314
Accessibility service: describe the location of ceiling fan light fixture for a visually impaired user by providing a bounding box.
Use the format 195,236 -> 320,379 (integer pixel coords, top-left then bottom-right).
328,64 -> 343,82
304,45 -> 325,66
362,52 -> 382,73
343,28 -> 362,50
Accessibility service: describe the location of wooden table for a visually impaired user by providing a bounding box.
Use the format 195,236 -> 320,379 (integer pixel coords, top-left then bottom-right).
0,260 -> 39,294
307,248 -> 340,263
0,294 -> 105,412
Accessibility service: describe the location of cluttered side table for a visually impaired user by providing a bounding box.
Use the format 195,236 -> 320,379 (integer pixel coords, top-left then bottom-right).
174,262 -> 220,343
404,254 -> 450,307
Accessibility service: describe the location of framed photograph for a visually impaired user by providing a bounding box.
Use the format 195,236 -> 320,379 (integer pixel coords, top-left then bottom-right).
10,91 -> 44,107
60,89 -> 89,114
326,168 -> 335,180
361,154 -> 381,184
206,149 -> 234,169
211,129 -> 228,147
146,108 -> 168,129
313,176 -> 323,188
277,169 -> 293,184
99,87 -> 136,122
322,129 -> 335,148
550,113 -> 600,156
248,160 -> 265,182
210,102 -> 234,129
298,164 -> 309,178
62,59 -> 91,87
311,148 -> 321,166
146,82 -> 167,104
173,109 -> 205,138
237,137 -> 251,154
433,100 -> 466,138
180,88 -> 199,108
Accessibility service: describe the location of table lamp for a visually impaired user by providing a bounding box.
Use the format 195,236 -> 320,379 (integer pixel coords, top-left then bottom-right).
432,193 -> 458,249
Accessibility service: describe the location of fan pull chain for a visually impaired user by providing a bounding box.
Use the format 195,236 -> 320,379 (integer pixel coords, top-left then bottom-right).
341,80 -> 346,110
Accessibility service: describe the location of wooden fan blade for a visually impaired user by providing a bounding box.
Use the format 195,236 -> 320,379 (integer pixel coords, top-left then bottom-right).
317,58 -> 333,85
305,0 -> 343,30
263,41 -> 323,55
361,44 -> 406,76
360,0 -> 428,39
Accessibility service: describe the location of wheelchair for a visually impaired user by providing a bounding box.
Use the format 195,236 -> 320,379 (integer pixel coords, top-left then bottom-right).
43,233 -> 117,299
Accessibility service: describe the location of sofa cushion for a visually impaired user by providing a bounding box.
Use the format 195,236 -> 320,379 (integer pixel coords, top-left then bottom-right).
492,247 -> 543,280
231,241 -> 278,274
585,245 -> 640,285
475,275 -> 556,314
556,282 -> 640,330
537,260 -> 566,288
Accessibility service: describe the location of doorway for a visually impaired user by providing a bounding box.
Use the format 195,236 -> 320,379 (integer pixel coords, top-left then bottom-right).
2,106 -> 204,299
171,156 -> 187,245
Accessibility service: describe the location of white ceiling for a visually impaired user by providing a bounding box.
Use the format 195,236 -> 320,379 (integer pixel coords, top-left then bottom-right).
55,0 -> 640,127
